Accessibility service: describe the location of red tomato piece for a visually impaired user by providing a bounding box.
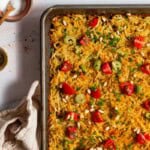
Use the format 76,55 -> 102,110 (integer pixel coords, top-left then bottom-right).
144,133 -> 150,141
119,82 -> 135,96
142,100 -> 150,111
89,17 -> 99,28
90,88 -> 101,99
103,139 -> 116,150
136,133 -> 146,145
141,63 -> 150,75
101,62 -> 112,74
62,82 -> 76,95
91,110 -> 103,123
79,36 -> 89,46
60,61 -> 72,72
134,36 -> 145,49
65,112 -> 80,121
66,126 -> 77,139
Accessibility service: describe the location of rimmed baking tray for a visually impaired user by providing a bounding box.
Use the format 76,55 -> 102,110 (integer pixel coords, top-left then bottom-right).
41,5 -> 150,150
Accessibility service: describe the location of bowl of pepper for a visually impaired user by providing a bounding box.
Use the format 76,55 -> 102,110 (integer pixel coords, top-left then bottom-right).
0,47 -> 8,71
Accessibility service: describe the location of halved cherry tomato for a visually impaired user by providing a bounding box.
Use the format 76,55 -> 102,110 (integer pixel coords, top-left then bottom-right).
136,133 -> 146,145
65,112 -> 80,121
134,36 -> 145,49
103,139 -> 116,150
66,126 -> 77,139
144,133 -> 150,141
119,82 -> 135,96
62,82 -> 76,95
89,17 -> 99,28
91,110 -> 103,123
90,88 -> 101,99
101,62 -> 112,74
60,61 -> 72,72
79,35 -> 89,46
142,99 -> 150,111
141,63 -> 150,75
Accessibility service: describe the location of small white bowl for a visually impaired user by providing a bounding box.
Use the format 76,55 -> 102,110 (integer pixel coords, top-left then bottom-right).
6,0 -> 32,22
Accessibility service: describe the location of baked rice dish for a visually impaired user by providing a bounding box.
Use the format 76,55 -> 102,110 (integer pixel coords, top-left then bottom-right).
49,13 -> 150,150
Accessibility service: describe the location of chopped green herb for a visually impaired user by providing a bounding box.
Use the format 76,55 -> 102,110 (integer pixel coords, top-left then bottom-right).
76,87 -> 81,91
89,99 -> 95,106
106,33 -> 111,39
93,59 -> 101,71
76,138 -> 85,150
96,31 -> 101,35
63,29 -> 67,37
127,36 -> 131,40
85,29 -> 91,37
111,47 -> 117,52
130,67 -> 137,73
128,58 -> 133,62
115,109 -> 119,115
92,35 -> 98,43
63,139 -> 70,149
89,135 -> 96,144
50,48 -> 55,54
117,50 -> 125,56
113,91 -> 121,101
111,136 -> 116,139
109,37 -> 120,47
131,49 -> 135,54
137,63 -> 142,68
116,69 -> 122,75
80,65 -> 87,73
127,143 -> 133,150
87,54 -> 94,61
118,26 -> 123,32
97,98 -> 105,106
135,85 -> 142,94
90,84 -> 97,90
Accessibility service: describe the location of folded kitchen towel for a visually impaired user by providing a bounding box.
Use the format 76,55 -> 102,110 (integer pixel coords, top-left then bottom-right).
0,81 -> 41,150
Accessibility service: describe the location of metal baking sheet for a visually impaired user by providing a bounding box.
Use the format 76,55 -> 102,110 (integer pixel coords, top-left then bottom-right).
41,5 -> 150,150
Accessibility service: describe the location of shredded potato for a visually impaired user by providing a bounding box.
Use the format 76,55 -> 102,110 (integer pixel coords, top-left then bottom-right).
49,14 -> 150,150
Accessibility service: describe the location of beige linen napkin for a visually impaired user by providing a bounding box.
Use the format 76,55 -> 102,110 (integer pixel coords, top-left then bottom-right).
0,81 -> 40,150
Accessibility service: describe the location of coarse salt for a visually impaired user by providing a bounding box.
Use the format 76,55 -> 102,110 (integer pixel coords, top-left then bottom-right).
102,16 -> 107,22
96,147 -> 103,150
62,20 -> 67,26
126,13 -> 131,16
65,95 -> 69,100
77,122 -> 80,128
98,110 -> 104,114
146,43 -> 150,47
99,37 -> 103,42
62,98 -> 67,103
140,52 -> 145,57
116,30 -> 120,35
59,84 -> 62,88
87,89 -> 91,94
105,126 -> 110,131
80,113 -> 84,119
90,108 -> 95,112
115,115 -> 120,120
72,74 -> 78,79
103,82 -> 107,87
85,109 -> 89,114
88,121 -> 92,125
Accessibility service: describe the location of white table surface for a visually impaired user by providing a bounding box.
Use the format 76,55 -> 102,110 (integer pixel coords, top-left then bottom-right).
0,0 -> 150,110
